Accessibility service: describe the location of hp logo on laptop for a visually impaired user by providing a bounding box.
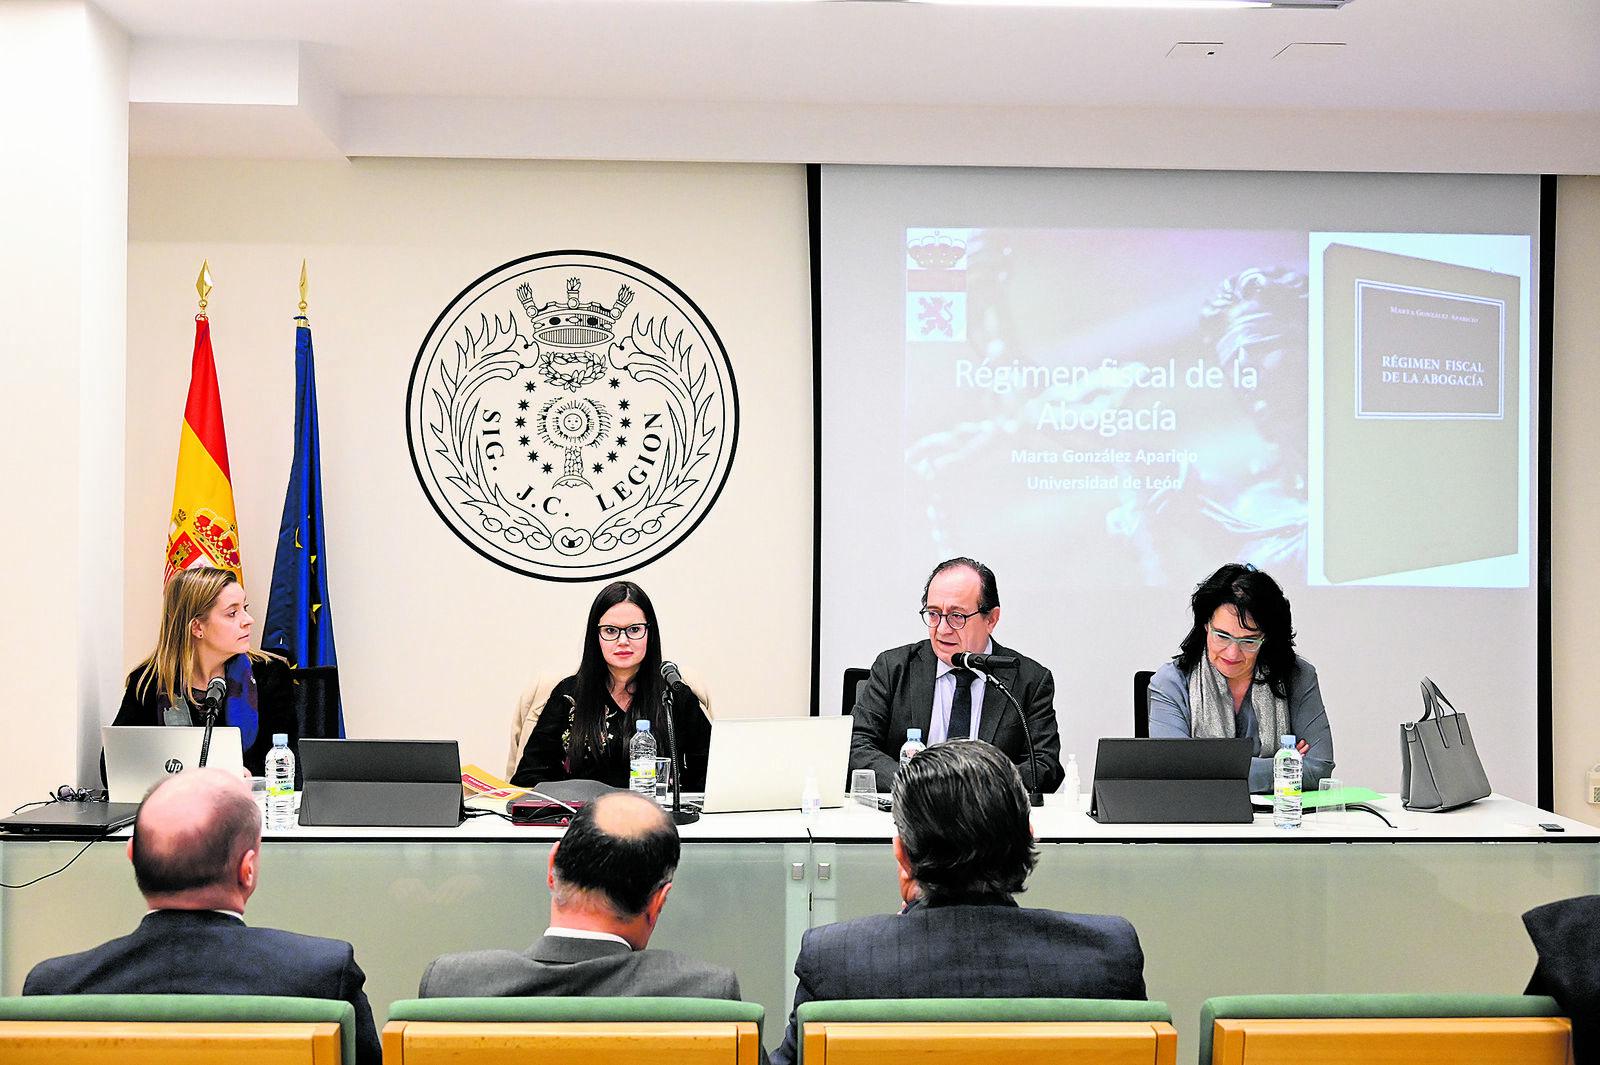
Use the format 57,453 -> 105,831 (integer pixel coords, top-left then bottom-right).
164,758 -> 184,774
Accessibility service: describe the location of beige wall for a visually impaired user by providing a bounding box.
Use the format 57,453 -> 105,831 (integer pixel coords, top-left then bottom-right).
0,1 -> 127,803
123,158 -> 814,776
1550,175 -> 1600,823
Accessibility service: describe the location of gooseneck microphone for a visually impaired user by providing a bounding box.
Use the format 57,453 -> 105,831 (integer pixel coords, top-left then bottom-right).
658,661 -> 699,825
953,655 -> 1042,807
949,652 -> 1018,671
197,675 -> 228,768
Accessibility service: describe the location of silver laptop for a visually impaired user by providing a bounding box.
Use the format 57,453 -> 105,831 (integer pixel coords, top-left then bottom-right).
700,716 -> 853,813
102,725 -> 245,803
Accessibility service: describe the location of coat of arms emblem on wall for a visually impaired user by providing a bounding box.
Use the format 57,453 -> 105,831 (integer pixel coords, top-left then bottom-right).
407,251 -> 739,580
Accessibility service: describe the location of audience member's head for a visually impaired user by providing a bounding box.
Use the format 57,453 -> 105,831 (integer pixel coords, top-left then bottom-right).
128,767 -> 262,911
891,738 -> 1038,906
548,791 -> 680,948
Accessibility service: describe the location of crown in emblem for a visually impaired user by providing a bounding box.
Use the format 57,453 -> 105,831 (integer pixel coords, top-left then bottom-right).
190,509 -> 242,571
907,231 -> 967,270
517,279 -> 635,349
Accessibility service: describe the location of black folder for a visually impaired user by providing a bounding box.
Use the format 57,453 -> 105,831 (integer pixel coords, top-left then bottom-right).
1090,737 -> 1253,824
297,739 -> 463,828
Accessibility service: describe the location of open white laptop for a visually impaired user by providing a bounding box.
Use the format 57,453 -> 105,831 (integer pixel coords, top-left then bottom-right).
102,725 -> 245,803
700,716 -> 853,814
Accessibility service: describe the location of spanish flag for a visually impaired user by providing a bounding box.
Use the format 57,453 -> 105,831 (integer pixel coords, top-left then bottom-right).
164,314 -> 243,580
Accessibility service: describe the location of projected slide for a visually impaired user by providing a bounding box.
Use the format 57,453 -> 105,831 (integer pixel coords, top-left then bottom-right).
1313,236 -> 1525,586
821,166 -> 1542,803
904,227 -> 1308,588
901,227 -> 1529,590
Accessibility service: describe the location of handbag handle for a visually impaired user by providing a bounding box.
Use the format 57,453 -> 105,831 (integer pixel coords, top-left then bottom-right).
1418,676 -> 1467,747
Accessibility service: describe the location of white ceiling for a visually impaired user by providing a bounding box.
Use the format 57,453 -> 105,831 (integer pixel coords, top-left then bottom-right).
98,0 -> 1600,172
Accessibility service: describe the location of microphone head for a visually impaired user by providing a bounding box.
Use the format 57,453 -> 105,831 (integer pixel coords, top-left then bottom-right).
660,660 -> 684,687
205,676 -> 229,705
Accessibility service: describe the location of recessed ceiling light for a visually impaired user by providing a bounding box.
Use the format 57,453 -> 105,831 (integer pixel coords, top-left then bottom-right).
839,0 -> 1354,8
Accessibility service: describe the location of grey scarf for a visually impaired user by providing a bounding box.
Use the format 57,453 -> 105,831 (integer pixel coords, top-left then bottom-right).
1187,655 -> 1290,757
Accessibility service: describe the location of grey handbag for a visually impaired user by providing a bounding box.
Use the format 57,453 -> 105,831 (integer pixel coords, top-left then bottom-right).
1401,677 -> 1492,811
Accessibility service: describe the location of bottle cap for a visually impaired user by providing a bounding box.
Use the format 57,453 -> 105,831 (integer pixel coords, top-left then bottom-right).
637,720 -> 651,730
273,733 -> 288,746
908,728 -> 922,741
1279,734 -> 1296,748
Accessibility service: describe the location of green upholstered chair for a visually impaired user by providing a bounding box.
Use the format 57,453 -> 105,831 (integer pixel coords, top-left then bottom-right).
795,998 -> 1177,1065
383,996 -> 764,1065
1198,992 -> 1571,1065
0,994 -> 355,1063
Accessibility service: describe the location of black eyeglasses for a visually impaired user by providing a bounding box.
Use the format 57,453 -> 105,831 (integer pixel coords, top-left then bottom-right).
598,623 -> 649,642
918,608 -> 983,630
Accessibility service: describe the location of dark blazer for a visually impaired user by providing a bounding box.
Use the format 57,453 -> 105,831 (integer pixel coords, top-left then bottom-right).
512,675 -> 712,791
849,639 -> 1063,793
112,655 -> 298,777
1525,894 -> 1600,1065
770,899 -> 1146,1065
22,908 -> 381,1065
419,933 -> 742,1000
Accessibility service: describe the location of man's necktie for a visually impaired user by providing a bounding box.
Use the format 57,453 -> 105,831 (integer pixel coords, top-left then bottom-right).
948,667 -> 974,739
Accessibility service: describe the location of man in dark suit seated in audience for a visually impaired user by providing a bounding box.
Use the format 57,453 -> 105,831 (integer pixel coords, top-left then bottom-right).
1525,895 -> 1600,1065
849,556 -> 1064,794
23,767 -> 382,1065
419,790 -> 742,999
771,738 -> 1146,1065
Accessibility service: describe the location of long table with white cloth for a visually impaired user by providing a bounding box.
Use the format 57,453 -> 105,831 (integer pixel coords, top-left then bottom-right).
3,792 -> 1596,1052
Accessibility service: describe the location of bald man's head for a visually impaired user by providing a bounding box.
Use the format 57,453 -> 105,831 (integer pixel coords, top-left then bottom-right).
551,791 -> 678,918
130,768 -> 261,900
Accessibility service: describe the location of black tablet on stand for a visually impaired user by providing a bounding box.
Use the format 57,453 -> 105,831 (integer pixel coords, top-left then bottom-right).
1089,737 -> 1254,824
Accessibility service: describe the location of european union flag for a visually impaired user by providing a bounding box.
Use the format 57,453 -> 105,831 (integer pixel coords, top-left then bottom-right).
263,315 -> 343,737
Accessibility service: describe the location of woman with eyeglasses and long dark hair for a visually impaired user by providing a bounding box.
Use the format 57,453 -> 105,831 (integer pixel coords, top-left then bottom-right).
509,581 -> 712,790
1147,563 -> 1334,793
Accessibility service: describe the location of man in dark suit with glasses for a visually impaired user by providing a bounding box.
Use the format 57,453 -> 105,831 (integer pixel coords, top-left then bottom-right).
847,556 -> 1063,794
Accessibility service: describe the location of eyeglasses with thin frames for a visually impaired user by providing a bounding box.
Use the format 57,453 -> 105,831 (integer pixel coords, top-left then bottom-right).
919,608 -> 983,630
1207,626 -> 1264,652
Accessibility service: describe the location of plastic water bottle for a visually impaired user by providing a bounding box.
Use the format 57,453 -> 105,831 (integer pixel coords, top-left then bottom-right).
800,766 -> 821,819
899,728 -> 925,771
1273,734 -> 1302,829
265,734 -> 295,830
629,720 -> 657,798
1063,753 -> 1081,810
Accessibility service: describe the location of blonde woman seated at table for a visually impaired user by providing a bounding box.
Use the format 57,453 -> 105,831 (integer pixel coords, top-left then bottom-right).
508,581 -> 712,791
112,566 -> 295,777
1147,562 -> 1334,794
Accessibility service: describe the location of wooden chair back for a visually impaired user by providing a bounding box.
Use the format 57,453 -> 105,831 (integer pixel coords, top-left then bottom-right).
1209,1015 -> 1573,1065
802,1019 -> 1178,1065
382,1019 -> 762,1064
0,1019 -> 342,1064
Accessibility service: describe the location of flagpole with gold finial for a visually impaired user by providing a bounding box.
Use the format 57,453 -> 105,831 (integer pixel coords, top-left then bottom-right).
297,259 -> 309,323
196,260 -> 213,320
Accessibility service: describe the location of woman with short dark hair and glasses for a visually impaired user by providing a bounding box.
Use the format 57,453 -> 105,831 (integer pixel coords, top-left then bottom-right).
510,581 -> 711,790
1147,563 -> 1334,793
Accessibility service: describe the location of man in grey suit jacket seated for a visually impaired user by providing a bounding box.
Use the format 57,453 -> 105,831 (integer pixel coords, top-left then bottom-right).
22,768 -> 382,1065
419,790 -> 741,999
771,739 -> 1146,1065
849,556 -> 1064,794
